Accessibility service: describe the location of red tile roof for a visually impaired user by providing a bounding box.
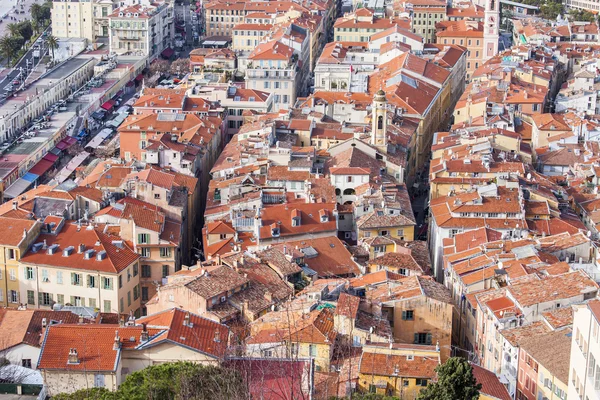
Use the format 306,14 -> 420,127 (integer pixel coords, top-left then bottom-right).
21,222 -> 139,273
471,363 -> 512,400
359,351 -> 439,378
137,308 -> 229,358
38,325 -> 160,371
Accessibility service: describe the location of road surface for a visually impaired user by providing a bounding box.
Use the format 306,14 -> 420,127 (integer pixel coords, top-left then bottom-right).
0,28 -> 49,98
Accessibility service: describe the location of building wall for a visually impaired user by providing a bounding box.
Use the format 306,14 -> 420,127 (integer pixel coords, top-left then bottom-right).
4,344 -> 41,370
42,369 -> 119,397
537,363 -> 567,400
568,304 -> 600,400
358,226 -> 415,242
384,297 -> 452,362
357,372 -> 430,400
438,35 -> 483,81
51,0 -> 94,42
122,342 -> 218,374
18,260 -> 141,315
517,347 -> 539,400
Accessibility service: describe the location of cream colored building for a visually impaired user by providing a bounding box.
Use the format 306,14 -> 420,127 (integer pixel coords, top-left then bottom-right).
38,309 -> 228,396
108,0 -> 174,59
19,222 -> 141,315
568,300 -> 600,400
0,216 -> 41,307
51,0 -> 95,42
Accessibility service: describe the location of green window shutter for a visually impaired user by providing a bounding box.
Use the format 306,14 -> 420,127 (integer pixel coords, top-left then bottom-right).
402,311 -> 406,320
426,333 -> 432,345
38,292 -> 42,305
414,333 -> 418,344
70,296 -> 75,305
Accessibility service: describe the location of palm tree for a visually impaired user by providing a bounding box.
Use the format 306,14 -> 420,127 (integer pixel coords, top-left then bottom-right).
30,3 -> 43,26
0,36 -> 18,66
7,23 -> 21,38
46,34 -> 58,61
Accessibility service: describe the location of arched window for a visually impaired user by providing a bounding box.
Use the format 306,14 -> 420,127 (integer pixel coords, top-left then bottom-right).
378,115 -> 383,130
335,188 -> 341,196
343,188 -> 356,196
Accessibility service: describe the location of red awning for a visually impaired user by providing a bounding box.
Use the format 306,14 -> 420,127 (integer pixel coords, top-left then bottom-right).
28,159 -> 55,176
43,153 -> 59,162
135,74 -> 144,82
55,136 -> 77,150
101,100 -> 115,111
161,48 -> 175,58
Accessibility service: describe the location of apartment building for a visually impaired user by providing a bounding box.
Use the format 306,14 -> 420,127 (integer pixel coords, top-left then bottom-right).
108,1 -> 173,59
94,197 -> 182,313
246,41 -> 299,112
435,20 -> 483,81
190,84 -> 273,135
399,0 -> 447,44
51,0 -> 95,42
333,8 -> 410,42
569,300 -> 600,400
19,221 -> 141,315
0,216 -> 41,307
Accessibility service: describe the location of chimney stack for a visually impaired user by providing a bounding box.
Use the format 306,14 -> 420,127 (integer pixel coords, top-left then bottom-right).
22,229 -> 27,240
41,318 -> 47,328
141,323 -> 149,342
67,348 -> 79,364
78,244 -> 85,254
78,315 -> 84,324
12,201 -> 17,210
214,329 -> 221,343
183,312 -> 191,327
113,331 -> 121,350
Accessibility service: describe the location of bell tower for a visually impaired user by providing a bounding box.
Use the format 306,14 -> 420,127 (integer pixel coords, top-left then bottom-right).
483,0 -> 500,62
371,90 -> 387,152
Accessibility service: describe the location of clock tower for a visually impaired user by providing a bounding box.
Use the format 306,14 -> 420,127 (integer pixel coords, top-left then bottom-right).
483,0 -> 500,62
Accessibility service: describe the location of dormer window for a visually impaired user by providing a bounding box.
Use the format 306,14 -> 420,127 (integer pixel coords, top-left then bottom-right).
119,12 -> 123,17
272,227 -> 280,237
291,209 -> 301,227
319,209 -> 329,223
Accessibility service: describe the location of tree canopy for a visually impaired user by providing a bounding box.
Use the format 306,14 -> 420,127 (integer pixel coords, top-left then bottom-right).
416,357 -> 482,400
52,362 -> 246,400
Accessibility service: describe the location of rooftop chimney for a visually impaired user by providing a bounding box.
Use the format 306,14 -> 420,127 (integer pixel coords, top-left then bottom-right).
12,201 -> 17,210
41,318 -> 47,328
22,229 -> 27,240
42,239 -> 47,250
141,323 -> 149,342
214,329 -> 221,343
78,315 -> 84,324
183,312 -> 191,327
78,244 -> 85,254
67,348 -> 79,364
113,331 -> 121,350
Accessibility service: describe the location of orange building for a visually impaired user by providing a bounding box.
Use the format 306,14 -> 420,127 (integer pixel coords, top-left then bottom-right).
436,20 -> 483,81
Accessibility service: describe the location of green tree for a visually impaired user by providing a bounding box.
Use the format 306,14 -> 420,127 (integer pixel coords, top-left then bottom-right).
30,3 -> 44,25
539,0 -> 563,20
416,357 -> 481,400
6,23 -> 21,37
53,362 -> 246,400
52,388 -> 117,400
0,35 -> 24,66
170,58 -> 190,76
17,21 -> 33,42
46,34 -> 59,61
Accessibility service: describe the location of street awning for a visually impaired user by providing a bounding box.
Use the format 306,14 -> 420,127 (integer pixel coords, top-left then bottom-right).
135,74 -> 144,82
55,137 -> 77,150
53,152 -> 90,185
22,172 -> 39,182
28,158 -> 55,176
3,178 -> 34,199
43,153 -> 59,163
161,48 -> 175,59
91,111 -> 106,120
101,100 -> 115,111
